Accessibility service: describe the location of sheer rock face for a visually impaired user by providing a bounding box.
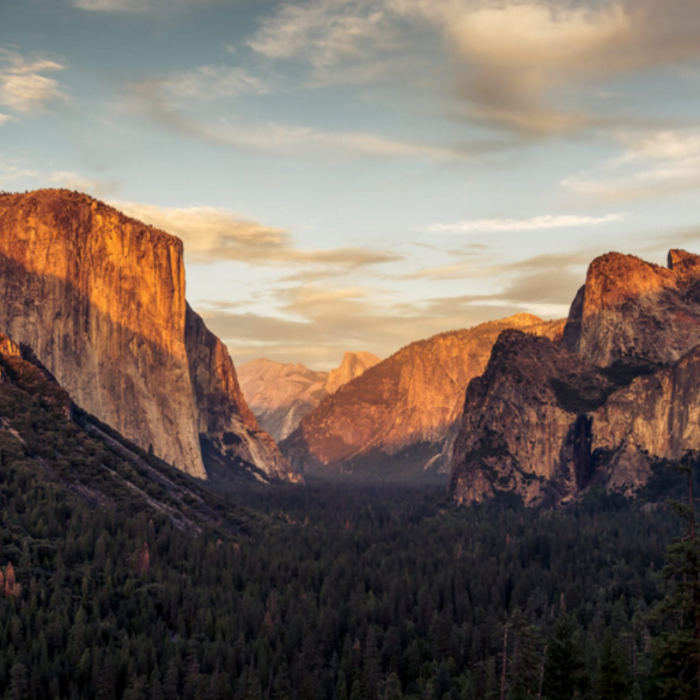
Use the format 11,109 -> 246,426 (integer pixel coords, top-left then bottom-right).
450,331 -> 614,506
238,352 -> 379,442
281,314 -> 564,478
450,249 -> 700,506
563,250 -> 700,369
0,189 -> 295,481
185,308 -> 300,482
590,345 -> 700,493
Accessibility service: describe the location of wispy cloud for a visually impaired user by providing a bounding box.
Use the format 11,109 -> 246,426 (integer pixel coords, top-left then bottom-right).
247,0 -> 700,137
427,213 -> 625,235
0,49 -> 67,115
48,171 -> 121,198
565,128 -> 700,202
71,0 -> 213,12
248,0 -> 399,69
128,79 -> 464,160
164,65 -> 269,100
113,200 -> 403,268
194,246 -> 601,367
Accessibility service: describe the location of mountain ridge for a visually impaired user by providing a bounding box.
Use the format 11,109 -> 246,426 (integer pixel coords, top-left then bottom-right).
281,313 -> 565,479
238,351 -> 380,442
450,248 -> 700,506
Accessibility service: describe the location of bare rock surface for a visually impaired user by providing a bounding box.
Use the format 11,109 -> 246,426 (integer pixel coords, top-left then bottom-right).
238,352 -> 379,442
282,314 -> 564,478
0,189 -> 296,482
450,249 -> 700,506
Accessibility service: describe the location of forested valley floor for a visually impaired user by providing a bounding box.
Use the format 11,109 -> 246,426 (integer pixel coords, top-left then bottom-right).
1,434 -> 697,700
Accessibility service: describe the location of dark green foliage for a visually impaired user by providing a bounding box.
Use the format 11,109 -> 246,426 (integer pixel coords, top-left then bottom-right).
0,348 -> 689,700
648,458 -> 700,699
596,628 -> 631,700
543,615 -> 586,700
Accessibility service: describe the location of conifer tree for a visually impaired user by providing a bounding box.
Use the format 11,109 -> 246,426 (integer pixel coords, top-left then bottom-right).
650,454 -> 700,699
596,628 -> 631,700
543,615 -> 584,700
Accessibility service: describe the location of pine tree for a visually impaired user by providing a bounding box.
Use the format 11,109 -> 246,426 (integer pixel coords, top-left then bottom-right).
543,615 -> 584,700
596,628 -> 631,700
650,454 -> 700,699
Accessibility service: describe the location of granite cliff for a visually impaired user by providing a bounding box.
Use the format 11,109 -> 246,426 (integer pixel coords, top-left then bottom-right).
324,351 -> 380,395
239,351 -> 380,442
0,325 -> 256,532
281,314 -> 564,478
0,189 -> 297,483
451,249 -> 700,506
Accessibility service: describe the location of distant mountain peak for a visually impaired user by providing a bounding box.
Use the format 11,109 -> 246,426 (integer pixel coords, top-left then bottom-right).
325,351 -> 381,395
281,314 -> 564,479
238,351 -> 379,442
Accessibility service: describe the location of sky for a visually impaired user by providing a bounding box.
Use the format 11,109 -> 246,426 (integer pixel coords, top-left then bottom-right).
2,0 -> 700,369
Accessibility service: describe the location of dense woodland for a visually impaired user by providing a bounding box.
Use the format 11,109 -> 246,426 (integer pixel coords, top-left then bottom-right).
0,343 -> 698,699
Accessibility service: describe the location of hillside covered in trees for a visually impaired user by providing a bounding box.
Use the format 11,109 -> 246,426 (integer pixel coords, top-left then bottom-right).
0,439 -> 696,700
0,314 -> 696,700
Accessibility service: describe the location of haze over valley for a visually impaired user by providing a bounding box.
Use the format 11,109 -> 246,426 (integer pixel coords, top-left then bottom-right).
2,1 -> 700,698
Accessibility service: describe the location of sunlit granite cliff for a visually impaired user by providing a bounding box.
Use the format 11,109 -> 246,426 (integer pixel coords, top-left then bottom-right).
0,189 -> 298,483
281,314 -> 563,478
239,351 -> 380,442
451,249 -> 700,506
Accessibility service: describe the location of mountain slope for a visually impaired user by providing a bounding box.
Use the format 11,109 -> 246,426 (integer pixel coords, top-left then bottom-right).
238,351 -> 380,442
238,360 -> 329,442
0,328 -> 256,534
0,189 -> 297,483
281,314 -> 564,478
450,249 -> 700,506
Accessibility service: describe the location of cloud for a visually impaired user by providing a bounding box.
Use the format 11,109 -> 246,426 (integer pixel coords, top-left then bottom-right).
427,213 -> 625,234
0,114 -> 10,126
128,80 -> 464,160
48,171 -> 121,198
195,247 -> 598,367
112,200 -> 403,268
564,128 -> 700,202
73,0 -> 146,9
0,50 -> 67,115
72,0 -> 213,12
248,0 -> 700,136
164,65 -> 269,100
198,284 -> 507,368
248,0 -> 399,69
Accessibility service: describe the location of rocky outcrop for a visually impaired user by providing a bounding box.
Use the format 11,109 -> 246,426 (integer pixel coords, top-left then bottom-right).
450,331 -> 614,506
185,307 -> 300,482
282,314 -> 564,478
563,250 -> 700,371
238,352 -> 379,442
590,345 -> 700,493
451,249 -> 700,506
324,351 -> 380,395
0,189 -> 296,482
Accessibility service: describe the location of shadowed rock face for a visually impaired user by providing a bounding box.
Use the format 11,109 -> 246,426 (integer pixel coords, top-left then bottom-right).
450,249 -> 700,506
0,189 -> 296,482
590,345 -> 700,493
238,352 -> 380,442
281,314 -> 564,479
450,331 -> 614,506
